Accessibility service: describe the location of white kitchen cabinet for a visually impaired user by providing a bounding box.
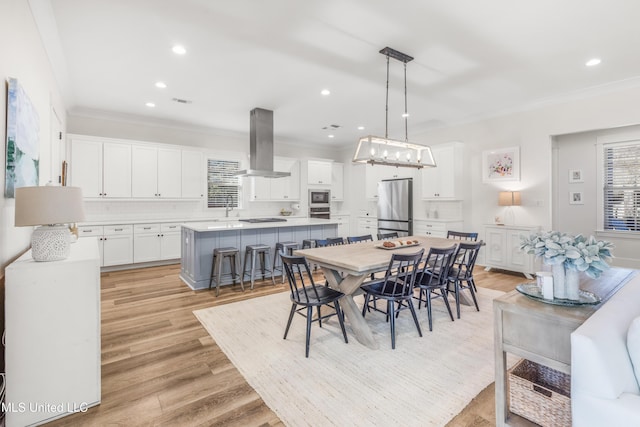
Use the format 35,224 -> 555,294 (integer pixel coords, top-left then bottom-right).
332,214 -> 350,237
421,142 -> 463,200
251,157 -> 300,201
70,138 -> 131,198
133,223 -> 181,262
78,224 -> 133,266
5,238 -> 101,426
307,160 -> 332,185
357,216 -> 377,236
331,162 -> 344,201
414,219 -> 464,238
483,224 -> 539,278
181,149 -> 204,199
131,145 -> 181,198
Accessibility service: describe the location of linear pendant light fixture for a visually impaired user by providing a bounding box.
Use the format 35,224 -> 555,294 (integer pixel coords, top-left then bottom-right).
353,47 -> 436,169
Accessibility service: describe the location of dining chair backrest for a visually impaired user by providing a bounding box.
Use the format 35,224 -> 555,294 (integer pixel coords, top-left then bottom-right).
377,232 -> 399,240
316,237 -> 344,247
447,230 -> 478,241
378,249 -> 425,297
281,254 -> 322,304
347,234 -> 373,244
417,245 -> 458,287
450,241 -> 483,280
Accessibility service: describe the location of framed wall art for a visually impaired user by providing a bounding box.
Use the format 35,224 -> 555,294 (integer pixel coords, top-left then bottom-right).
5,77 -> 40,198
569,169 -> 583,183
569,191 -> 584,205
482,146 -> 520,182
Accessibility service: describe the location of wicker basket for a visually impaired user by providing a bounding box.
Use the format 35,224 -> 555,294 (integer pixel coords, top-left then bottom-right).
508,359 -> 571,427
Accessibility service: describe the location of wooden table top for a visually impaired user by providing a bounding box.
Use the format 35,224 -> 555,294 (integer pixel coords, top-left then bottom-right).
295,236 -> 458,275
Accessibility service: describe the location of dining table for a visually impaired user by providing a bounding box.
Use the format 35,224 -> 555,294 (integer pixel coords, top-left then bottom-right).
295,235 -> 460,349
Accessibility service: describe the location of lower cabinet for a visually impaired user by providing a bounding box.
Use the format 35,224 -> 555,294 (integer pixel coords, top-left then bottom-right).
483,224 -> 540,278
134,223 -> 182,263
413,220 -> 464,238
78,225 -> 133,267
332,214 -> 350,238
357,216 -> 377,236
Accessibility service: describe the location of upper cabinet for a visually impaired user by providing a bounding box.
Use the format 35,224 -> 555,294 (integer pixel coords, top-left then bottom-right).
307,160 -> 332,186
131,145 -> 181,198
331,162 -> 344,201
420,142 -> 464,200
181,150 -> 204,199
69,134 -> 205,200
70,137 -> 131,198
251,157 -> 300,201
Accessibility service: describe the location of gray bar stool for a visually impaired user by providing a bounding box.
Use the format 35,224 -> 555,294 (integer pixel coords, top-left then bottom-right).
209,247 -> 244,296
273,241 -> 300,282
302,239 -> 316,249
242,244 -> 276,289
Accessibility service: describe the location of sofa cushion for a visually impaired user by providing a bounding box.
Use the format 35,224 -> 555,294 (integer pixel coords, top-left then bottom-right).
629,316 -> 640,387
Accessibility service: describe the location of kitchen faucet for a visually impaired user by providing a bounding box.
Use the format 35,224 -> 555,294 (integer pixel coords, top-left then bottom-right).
225,195 -> 233,217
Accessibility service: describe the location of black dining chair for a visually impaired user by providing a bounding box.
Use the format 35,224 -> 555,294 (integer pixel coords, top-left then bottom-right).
315,237 -> 345,247
446,230 -> 478,241
377,232 -> 399,240
281,254 -> 348,357
361,249 -> 425,349
447,241 -> 483,319
347,234 -> 373,244
413,245 -> 458,331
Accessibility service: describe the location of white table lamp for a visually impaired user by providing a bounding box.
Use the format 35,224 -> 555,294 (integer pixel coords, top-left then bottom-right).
15,186 -> 86,261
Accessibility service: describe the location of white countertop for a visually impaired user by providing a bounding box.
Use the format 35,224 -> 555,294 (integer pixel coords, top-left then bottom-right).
79,215 -> 307,226
183,217 -> 340,232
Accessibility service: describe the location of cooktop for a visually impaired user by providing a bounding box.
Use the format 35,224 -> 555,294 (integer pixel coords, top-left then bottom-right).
238,218 -> 288,223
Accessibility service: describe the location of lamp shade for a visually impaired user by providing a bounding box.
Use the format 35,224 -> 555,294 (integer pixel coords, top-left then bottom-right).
498,191 -> 521,206
15,186 -> 86,226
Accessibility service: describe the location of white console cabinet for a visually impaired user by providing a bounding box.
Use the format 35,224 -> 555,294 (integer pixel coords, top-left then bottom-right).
483,224 -> 540,278
5,238 -> 101,426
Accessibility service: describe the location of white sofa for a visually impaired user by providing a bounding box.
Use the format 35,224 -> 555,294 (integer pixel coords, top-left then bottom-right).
571,274 -> 640,426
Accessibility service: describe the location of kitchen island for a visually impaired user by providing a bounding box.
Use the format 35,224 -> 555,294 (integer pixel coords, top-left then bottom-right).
180,218 -> 340,290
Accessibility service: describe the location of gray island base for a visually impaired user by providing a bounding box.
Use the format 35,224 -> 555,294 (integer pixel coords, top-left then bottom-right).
180,218 -> 339,290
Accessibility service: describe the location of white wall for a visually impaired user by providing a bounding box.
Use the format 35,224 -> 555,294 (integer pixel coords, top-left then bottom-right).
0,0 -> 67,273
386,87 -> 640,268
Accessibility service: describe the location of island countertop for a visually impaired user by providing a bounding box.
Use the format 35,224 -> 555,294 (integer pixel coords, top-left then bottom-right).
182,217 -> 340,232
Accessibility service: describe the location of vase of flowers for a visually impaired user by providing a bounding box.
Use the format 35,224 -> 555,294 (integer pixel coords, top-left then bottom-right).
520,231 -> 614,301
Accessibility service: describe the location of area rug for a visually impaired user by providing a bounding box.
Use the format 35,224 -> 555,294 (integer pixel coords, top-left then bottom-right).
194,288 -> 506,427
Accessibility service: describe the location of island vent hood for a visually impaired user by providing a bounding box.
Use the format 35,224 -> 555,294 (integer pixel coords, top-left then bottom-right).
234,108 -> 290,178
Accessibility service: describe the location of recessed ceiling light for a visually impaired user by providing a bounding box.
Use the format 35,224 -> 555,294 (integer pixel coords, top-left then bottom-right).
585,58 -> 601,67
402,113 -> 410,118
321,89 -> 331,96
145,102 -> 156,108
328,134 -> 335,138
357,126 -> 365,130
155,81 -> 167,89
172,45 -> 187,55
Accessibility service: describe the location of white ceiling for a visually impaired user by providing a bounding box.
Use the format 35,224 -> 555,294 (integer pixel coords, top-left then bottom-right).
34,0 -> 640,148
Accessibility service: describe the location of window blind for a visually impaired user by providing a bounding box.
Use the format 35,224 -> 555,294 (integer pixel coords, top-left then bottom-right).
603,142 -> 640,231
207,159 -> 240,208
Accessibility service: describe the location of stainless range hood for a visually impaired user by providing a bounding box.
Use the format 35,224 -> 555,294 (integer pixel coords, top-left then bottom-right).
234,108 -> 290,178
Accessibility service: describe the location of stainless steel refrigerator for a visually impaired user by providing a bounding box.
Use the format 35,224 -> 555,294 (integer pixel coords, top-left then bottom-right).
377,178 -> 413,237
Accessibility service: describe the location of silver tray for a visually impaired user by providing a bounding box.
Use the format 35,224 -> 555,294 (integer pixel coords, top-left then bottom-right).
516,282 -> 601,306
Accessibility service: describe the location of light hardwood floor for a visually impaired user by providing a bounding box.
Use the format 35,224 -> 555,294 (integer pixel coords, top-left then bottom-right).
46,263 -> 524,426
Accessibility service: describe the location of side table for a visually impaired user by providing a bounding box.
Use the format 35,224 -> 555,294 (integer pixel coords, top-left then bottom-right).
494,267 -> 636,426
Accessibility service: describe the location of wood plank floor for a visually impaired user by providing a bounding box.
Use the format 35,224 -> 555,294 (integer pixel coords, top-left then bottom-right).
46,264 -> 524,427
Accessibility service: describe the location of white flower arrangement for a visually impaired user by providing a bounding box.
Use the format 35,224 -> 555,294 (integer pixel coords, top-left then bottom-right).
520,231 -> 614,279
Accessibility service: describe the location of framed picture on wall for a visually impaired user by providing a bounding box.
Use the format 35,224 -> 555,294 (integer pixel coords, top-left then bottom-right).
482,146 -> 520,182
569,169 -> 583,183
569,191 -> 584,205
